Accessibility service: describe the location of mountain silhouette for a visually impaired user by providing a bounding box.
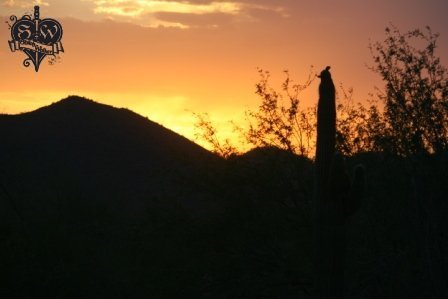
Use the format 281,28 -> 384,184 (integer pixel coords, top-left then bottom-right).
0,96 -> 236,297
0,96 -> 222,224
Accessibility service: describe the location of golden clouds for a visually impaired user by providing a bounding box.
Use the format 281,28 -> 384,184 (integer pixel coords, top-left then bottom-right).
86,0 -> 242,27
91,0 -> 241,15
80,0 -> 287,28
1,0 -> 286,28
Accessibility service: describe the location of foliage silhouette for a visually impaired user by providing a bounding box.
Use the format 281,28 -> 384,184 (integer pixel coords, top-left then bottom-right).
369,25 -> 448,156
192,111 -> 238,158
194,68 -> 317,158
245,69 -> 316,156
193,70 -> 382,158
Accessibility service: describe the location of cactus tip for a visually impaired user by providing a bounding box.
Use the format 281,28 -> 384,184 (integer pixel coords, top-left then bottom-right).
317,66 -> 332,78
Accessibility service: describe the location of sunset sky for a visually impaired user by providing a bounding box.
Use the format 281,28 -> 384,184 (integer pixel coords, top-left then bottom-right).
1,0 -> 448,149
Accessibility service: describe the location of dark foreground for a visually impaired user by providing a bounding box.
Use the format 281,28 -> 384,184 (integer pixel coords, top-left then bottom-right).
1,98 -> 447,298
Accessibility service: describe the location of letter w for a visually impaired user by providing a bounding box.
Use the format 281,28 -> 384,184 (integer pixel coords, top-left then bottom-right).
40,24 -> 57,39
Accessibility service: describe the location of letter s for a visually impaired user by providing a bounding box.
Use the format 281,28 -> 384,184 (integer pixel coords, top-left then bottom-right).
18,24 -> 32,39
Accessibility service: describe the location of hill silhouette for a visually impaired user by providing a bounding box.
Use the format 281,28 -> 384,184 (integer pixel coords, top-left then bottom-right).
0,96 -> 230,297
0,96 -> 223,219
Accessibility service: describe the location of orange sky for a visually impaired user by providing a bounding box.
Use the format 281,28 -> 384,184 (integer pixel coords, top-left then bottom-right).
1,0 -> 448,149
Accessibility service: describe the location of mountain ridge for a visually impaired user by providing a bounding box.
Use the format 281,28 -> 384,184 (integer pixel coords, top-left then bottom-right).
0,95 -> 222,221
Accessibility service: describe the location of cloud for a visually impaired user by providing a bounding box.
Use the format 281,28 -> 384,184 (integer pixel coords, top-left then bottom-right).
89,1 -> 241,16
82,0 -> 287,28
1,0 -> 290,28
154,11 -> 235,28
2,0 -> 49,8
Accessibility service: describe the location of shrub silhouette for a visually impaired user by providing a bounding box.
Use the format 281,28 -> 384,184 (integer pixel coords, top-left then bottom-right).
369,26 -> 448,156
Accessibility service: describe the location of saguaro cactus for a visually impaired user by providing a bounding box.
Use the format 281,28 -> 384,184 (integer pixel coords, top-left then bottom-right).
313,66 -> 365,299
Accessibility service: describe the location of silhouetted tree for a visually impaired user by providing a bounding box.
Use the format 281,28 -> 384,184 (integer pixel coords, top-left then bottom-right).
334,86 -> 387,155
192,112 -> 238,158
244,69 -> 316,156
193,69 -> 317,157
369,25 -> 448,156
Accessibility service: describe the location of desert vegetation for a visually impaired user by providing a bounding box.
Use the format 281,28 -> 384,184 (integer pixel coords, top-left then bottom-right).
195,26 -> 448,159
192,26 -> 448,298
